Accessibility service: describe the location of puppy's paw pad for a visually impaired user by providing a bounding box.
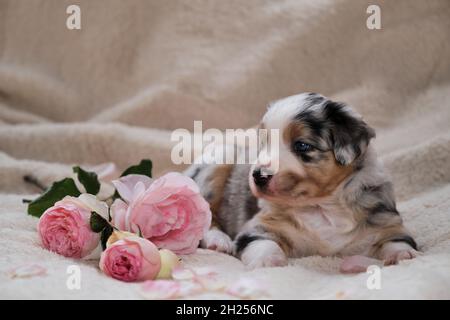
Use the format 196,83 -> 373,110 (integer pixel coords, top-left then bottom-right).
258,254 -> 288,268
202,229 -> 233,254
384,249 -> 419,265
241,240 -> 288,269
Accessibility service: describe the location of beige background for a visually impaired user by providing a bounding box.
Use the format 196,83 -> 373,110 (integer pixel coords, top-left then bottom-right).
0,0 -> 449,299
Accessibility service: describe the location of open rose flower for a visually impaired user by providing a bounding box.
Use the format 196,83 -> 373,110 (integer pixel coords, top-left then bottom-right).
38,194 -> 108,259
110,172 -> 211,254
100,234 -> 161,282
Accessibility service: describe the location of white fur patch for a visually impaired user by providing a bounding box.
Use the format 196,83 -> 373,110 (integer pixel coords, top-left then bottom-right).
263,93 -> 315,128
260,93 -> 313,177
292,206 -> 357,255
240,240 -> 288,269
201,228 -> 233,254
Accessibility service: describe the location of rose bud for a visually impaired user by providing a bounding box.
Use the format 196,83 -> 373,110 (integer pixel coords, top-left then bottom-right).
37,194 -> 108,259
156,249 -> 181,279
99,235 -> 161,282
111,172 -> 211,254
106,230 -> 136,247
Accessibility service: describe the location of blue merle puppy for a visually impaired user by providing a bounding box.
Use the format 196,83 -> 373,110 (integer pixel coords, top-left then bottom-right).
185,93 -> 418,269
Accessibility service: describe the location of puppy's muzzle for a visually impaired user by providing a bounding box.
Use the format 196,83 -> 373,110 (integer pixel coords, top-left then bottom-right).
252,168 -> 273,188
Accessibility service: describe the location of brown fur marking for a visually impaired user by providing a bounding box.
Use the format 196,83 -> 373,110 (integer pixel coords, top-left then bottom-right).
369,225 -> 412,258
280,121 -> 354,198
206,164 -> 233,229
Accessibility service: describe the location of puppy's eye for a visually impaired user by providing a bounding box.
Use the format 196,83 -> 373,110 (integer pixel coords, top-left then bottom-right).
293,141 -> 313,154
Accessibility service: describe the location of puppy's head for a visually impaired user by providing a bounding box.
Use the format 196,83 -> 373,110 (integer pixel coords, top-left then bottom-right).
250,92 -> 375,205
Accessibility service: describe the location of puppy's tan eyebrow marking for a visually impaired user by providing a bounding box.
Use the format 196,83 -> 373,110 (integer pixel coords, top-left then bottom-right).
283,121 -> 329,156
283,121 -> 306,145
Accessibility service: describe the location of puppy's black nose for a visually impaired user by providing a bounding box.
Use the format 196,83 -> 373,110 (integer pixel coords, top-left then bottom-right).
253,168 -> 272,188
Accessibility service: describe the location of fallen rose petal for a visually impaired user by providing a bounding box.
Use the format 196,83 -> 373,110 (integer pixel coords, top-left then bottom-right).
191,267 -> 218,277
340,255 -> 383,274
140,280 -> 180,299
195,276 -> 226,291
226,278 -> 269,299
177,281 -> 204,297
171,266 -> 196,280
8,264 -> 47,279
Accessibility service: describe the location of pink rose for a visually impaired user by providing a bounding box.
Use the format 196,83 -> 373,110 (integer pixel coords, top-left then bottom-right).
99,235 -> 161,282
111,172 -> 211,254
38,194 -> 108,259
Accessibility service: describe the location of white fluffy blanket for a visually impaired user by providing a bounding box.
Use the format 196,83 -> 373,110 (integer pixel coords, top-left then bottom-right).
1,0 -> 450,299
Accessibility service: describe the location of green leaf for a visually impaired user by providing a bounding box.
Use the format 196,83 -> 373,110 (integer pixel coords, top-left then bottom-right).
90,211 -> 108,233
27,178 -> 81,218
101,225 -> 113,250
120,159 -> 152,178
73,166 -> 101,195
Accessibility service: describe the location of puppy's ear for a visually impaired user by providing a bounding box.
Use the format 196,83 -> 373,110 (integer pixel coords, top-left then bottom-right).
325,101 -> 375,166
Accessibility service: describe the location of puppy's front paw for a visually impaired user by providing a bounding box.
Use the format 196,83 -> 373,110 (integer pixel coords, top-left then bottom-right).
201,228 -> 233,254
384,249 -> 419,265
241,240 -> 288,269
379,241 -> 420,265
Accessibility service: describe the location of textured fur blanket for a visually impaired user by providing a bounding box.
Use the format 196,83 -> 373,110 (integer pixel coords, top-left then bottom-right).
1,0 -> 450,299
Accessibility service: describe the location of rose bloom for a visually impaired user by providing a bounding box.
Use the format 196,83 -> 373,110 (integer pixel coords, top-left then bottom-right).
99,234 -> 161,282
111,172 -> 211,254
38,194 -> 108,259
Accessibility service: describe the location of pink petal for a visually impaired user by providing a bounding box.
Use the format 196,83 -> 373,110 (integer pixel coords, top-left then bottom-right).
84,162 -> 119,182
177,281 -> 204,297
139,279 -> 205,299
192,267 -> 218,277
150,172 -> 200,194
177,266 -> 223,291
340,255 -> 383,274
140,280 -> 180,299
110,199 -> 129,231
226,278 -> 269,299
112,175 -> 153,203
8,264 -> 47,279
171,266 -> 223,291
171,266 -> 196,280
195,276 -> 226,291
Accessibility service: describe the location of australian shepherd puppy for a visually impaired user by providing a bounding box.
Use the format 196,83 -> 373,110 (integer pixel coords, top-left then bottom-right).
185,93 -> 418,270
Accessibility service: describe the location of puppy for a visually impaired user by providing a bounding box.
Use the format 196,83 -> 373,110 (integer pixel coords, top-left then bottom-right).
185,93 -> 418,269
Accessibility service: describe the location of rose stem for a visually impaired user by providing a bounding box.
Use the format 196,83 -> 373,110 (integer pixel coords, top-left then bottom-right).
23,175 -> 48,192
